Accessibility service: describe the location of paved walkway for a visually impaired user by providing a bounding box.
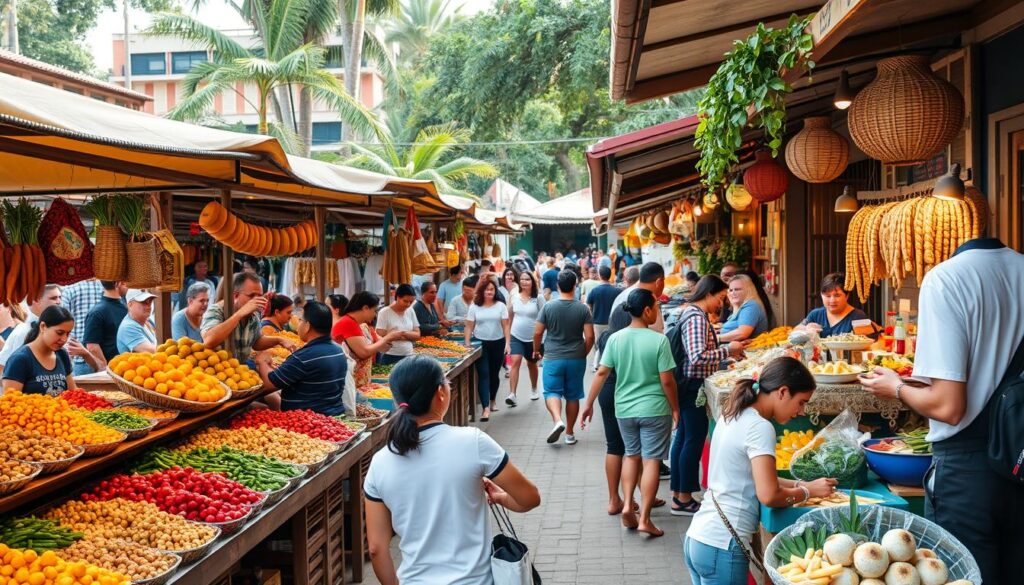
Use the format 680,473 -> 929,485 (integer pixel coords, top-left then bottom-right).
364,359 -> 694,584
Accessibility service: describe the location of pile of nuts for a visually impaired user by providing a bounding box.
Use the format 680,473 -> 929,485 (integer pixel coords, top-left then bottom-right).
60,536 -> 178,580
0,430 -> 81,462
0,456 -> 37,483
45,498 -> 218,552
178,425 -> 336,465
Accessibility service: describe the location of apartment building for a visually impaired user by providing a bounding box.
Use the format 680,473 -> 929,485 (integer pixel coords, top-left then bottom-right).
109,30 -> 385,151
0,48 -> 150,109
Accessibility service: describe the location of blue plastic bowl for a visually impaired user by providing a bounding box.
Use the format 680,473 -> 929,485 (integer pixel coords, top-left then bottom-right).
368,397 -> 396,411
861,439 -> 932,486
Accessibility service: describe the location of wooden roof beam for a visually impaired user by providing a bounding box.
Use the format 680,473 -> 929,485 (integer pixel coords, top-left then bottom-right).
783,0 -> 875,84
641,10 -> 816,55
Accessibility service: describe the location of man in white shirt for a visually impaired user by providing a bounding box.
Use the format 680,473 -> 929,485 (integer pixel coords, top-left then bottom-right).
445,275 -> 478,322
862,237 -> 1024,585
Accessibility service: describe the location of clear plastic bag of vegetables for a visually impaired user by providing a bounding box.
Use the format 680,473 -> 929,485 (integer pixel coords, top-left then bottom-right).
789,409 -> 868,487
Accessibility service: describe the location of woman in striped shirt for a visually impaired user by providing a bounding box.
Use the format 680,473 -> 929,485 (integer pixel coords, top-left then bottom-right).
669,275 -> 746,516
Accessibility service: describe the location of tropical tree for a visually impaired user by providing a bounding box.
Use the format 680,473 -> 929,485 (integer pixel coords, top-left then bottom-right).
385,0 -> 462,67
338,0 -> 400,146
333,123 -> 498,199
149,0 -> 385,145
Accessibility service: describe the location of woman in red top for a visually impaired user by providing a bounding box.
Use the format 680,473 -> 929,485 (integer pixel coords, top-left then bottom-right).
332,292 -> 403,387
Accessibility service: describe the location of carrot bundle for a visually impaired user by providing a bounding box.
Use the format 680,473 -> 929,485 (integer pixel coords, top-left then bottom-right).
1,199 -> 46,305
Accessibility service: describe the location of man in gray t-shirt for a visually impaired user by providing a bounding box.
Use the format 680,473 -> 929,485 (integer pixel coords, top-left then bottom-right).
533,270 -> 594,445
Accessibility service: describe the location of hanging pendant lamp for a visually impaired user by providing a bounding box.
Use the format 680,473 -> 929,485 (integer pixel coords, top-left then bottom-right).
785,117 -> 849,183
848,55 -> 964,165
726,181 -> 753,211
744,151 -> 790,202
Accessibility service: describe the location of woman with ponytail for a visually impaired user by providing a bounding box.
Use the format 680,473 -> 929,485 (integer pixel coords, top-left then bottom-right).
365,356 -> 540,585
2,306 -> 76,396
684,357 -> 837,585
581,288 -> 678,537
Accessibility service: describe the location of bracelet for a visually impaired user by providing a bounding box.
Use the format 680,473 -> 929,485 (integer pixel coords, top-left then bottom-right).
895,382 -> 906,401
794,480 -> 802,488
798,485 -> 811,502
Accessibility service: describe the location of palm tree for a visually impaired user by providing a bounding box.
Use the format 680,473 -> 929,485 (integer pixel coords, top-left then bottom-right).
336,123 -> 498,199
385,0 -> 463,66
149,0 -> 384,144
339,0 -> 400,147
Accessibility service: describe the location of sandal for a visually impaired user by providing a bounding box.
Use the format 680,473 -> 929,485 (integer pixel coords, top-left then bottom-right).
670,498 -> 700,516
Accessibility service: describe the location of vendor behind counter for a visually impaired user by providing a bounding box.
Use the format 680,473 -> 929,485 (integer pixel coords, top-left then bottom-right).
1,306 -> 76,396
256,301 -> 347,416
797,273 -> 878,338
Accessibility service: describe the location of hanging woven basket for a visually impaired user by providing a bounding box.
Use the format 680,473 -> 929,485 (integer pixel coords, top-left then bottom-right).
124,235 -> 162,289
848,55 -> 964,166
785,116 -> 849,183
93,225 -> 127,281
744,151 -> 790,203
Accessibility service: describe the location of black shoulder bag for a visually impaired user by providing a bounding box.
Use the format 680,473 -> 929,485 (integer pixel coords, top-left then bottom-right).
987,334 -> 1024,485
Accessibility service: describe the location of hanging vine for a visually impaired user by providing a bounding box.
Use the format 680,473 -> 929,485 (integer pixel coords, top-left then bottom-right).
694,14 -> 815,189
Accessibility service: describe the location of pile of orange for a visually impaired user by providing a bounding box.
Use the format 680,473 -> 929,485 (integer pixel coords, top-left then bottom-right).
0,545 -> 130,585
0,391 -> 124,446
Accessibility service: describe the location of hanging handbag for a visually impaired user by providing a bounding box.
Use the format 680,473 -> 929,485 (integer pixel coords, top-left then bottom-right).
490,504 -> 541,585
986,334 -> 1024,485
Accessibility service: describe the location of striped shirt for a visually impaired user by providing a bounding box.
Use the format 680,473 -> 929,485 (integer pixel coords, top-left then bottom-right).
268,335 -> 347,416
62,279 -> 104,365
676,305 -> 729,380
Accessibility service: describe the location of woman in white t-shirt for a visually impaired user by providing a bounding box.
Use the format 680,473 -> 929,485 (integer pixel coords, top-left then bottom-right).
366,356 -> 540,585
464,278 -> 511,421
375,284 -> 421,366
684,357 -> 836,585
508,271 -> 545,404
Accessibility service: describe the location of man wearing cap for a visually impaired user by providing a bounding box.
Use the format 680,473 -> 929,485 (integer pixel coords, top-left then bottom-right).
117,289 -> 158,354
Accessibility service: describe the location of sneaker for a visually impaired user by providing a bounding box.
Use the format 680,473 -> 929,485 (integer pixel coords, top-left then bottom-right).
505,394 -> 518,407
670,498 -> 701,516
564,434 -> 578,445
546,422 -> 566,444
530,389 -> 540,401
659,462 -> 671,479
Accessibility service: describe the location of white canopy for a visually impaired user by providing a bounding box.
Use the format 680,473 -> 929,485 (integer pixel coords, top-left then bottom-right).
510,188 -> 608,226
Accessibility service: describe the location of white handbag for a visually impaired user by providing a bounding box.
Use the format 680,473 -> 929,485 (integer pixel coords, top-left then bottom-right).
490,505 -> 541,585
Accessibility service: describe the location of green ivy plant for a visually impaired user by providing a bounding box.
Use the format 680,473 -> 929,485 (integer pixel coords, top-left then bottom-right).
694,14 -> 815,189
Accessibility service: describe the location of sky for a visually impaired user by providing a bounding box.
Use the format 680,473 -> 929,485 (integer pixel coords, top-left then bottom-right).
86,0 -> 492,73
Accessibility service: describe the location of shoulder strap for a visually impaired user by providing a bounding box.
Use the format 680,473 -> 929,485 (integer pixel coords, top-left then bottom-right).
997,334 -> 1024,388
708,490 -> 765,573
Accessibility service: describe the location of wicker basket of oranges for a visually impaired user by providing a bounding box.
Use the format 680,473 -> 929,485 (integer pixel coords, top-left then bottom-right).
107,338 -> 234,412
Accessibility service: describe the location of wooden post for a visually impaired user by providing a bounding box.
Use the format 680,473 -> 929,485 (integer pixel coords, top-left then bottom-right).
220,190 -> 236,356
152,191 -> 174,343
314,207 -> 328,301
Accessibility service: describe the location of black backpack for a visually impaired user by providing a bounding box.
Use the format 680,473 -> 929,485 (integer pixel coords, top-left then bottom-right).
987,335 -> 1024,485
666,310 -> 704,387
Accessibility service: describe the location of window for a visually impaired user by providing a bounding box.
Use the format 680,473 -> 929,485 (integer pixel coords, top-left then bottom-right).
244,124 -> 258,134
312,122 -> 342,145
172,51 -> 208,74
64,87 -> 83,95
131,53 -> 166,75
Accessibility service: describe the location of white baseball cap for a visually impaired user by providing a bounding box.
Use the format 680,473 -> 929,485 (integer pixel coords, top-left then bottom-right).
126,289 -> 157,303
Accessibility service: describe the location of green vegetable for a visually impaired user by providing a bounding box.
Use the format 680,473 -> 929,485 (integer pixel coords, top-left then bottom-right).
790,441 -> 865,484
131,446 -> 302,492
370,364 -> 395,377
838,490 -> 867,539
897,428 -> 931,454
0,517 -> 83,550
87,409 -> 152,430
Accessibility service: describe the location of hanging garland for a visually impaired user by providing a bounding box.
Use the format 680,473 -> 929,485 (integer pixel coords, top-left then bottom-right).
694,14 -> 814,189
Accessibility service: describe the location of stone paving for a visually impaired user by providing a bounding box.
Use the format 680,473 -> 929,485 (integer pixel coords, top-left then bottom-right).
364,358 -> 694,584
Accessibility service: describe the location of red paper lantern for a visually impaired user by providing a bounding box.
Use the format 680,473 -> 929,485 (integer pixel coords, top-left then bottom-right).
744,150 -> 790,202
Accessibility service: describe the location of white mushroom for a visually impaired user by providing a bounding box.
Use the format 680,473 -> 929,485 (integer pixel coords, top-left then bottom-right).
832,568 -> 861,585
913,549 -> 937,563
916,558 -> 948,585
854,542 -> 890,579
824,533 -> 858,567
884,562 -> 920,585
881,529 -> 917,562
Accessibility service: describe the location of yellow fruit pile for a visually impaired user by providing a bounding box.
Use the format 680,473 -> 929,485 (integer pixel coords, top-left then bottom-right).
747,326 -> 793,350
775,429 -> 815,471
0,545 -> 130,585
361,386 -> 393,399
261,327 -> 303,348
109,337 -> 259,401
0,391 -> 124,446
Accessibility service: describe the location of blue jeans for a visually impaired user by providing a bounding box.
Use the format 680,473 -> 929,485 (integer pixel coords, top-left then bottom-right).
684,536 -> 749,585
670,378 -> 708,494
72,362 -> 95,377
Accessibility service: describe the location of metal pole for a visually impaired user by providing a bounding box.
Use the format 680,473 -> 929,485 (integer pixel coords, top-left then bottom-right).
220,190 -> 236,356
122,0 -> 131,89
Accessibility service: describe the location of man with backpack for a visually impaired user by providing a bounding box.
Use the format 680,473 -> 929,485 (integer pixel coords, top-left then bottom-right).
862,236 -> 1024,585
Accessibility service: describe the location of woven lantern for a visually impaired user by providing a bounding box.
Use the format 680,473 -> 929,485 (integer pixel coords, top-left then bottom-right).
744,151 -> 789,202
785,117 -> 849,183
848,55 -> 964,165
726,182 -> 753,211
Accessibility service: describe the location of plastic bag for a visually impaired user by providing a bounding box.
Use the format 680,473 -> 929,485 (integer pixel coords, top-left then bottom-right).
789,409 -> 868,484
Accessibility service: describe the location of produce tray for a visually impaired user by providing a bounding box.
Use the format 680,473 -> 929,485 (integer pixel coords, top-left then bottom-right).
114,419 -> 159,441
78,433 -> 128,457
198,504 -> 254,535
812,372 -> 862,384
158,524 -> 222,564
760,477 -> 906,533
246,491 -> 268,516
129,550 -> 182,585
229,383 -> 264,400
0,463 -> 42,496
119,402 -> 180,429
260,481 -> 293,507
821,340 -> 873,351
17,445 -> 85,475
108,369 -> 233,413
352,414 -> 385,429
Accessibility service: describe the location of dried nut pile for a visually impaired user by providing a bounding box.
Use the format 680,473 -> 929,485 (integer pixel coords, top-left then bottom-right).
0,430 -> 80,462
45,498 -> 218,552
60,536 -> 177,580
177,425 -> 336,465
0,456 -> 36,482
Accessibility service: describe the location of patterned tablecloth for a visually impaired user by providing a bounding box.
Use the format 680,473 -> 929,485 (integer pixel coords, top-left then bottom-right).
703,380 -> 905,427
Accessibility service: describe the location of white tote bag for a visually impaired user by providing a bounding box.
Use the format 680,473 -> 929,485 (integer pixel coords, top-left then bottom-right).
490,505 -> 541,585
340,344 -> 358,415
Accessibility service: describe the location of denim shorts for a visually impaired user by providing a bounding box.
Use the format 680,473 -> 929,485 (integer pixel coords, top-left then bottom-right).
509,337 -> 538,362
617,415 -> 672,460
542,358 -> 586,401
